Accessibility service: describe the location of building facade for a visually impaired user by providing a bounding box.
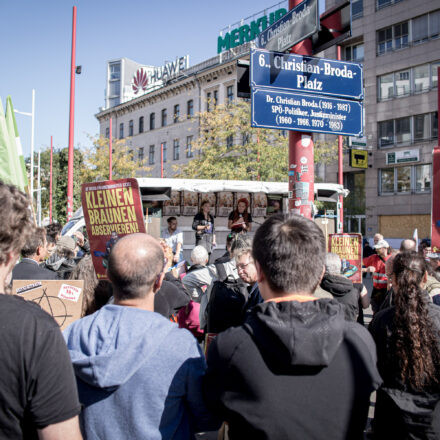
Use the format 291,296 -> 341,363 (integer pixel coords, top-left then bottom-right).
323,0 -> 439,240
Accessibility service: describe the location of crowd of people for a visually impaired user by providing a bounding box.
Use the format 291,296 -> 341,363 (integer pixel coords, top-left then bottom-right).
1,180 -> 440,439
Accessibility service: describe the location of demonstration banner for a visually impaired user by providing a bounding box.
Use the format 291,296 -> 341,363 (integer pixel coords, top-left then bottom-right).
13,280 -> 84,330
328,233 -> 362,283
81,178 -> 146,280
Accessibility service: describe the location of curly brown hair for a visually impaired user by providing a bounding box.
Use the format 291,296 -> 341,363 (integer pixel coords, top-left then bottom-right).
392,251 -> 440,391
0,181 -> 34,265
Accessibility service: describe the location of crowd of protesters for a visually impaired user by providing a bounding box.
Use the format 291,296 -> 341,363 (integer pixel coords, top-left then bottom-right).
1,180 -> 440,439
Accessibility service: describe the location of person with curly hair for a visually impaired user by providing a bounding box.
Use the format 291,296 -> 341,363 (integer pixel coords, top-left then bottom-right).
228,198 -> 252,234
369,251 -> 440,439
0,181 -> 82,439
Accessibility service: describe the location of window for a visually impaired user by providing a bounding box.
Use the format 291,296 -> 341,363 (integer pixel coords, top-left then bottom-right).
214,90 -> 218,107
416,164 -> 431,192
109,63 -> 120,80
430,10 -> 440,39
378,120 -> 394,147
394,70 -> 410,96
344,43 -> 364,62
395,117 -> 410,144
161,109 -> 167,127
149,145 -> 155,165
351,0 -> 363,19
379,73 -> 394,100
139,116 -> 144,133
414,65 -> 430,92
162,142 -> 167,162
433,111 -> 438,139
150,113 -> 155,130
414,114 -> 430,141
119,123 -> 124,139
432,62 -> 440,88
105,127 -> 110,138
226,135 -> 233,148
128,120 -> 133,137
187,100 -> 194,118
376,0 -> 403,9
138,147 -> 144,162
396,166 -> 411,192
394,22 -> 409,50
413,15 -> 429,44
227,86 -> 234,103
377,21 -> 408,54
174,104 -> 180,123
242,133 -> 250,145
380,169 -> 395,193
173,139 -> 180,160
128,150 -> 133,161
378,61 -> 440,100
109,80 -> 120,96
109,97 -> 120,107
378,112 -> 438,147
206,92 -> 212,112
186,136 -> 193,158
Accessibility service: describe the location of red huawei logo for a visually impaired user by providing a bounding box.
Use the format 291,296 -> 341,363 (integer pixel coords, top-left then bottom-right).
132,69 -> 148,94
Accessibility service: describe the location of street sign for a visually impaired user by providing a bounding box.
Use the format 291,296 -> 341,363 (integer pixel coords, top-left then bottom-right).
251,88 -> 363,137
349,149 -> 368,169
386,148 -> 420,164
251,48 -> 363,100
257,0 -> 319,53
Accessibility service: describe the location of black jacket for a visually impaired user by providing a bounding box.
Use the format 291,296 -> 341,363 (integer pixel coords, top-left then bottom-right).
154,279 -> 190,319
320,274 -> 360,321
44,253 -> 78,279
12,259 -> 59,281
369,304 -> 440,439
204,298 -> 381,440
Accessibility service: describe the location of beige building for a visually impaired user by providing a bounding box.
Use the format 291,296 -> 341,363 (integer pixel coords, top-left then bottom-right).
324,0 -> 439,240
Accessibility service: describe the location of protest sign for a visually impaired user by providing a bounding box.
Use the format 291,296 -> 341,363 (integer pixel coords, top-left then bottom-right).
81,178 -> 146,279
13,280 -> 84,330
328,233 -> 362,283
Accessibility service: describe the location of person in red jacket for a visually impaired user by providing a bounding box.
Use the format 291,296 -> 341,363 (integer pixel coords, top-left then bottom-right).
363,239 -> 392,313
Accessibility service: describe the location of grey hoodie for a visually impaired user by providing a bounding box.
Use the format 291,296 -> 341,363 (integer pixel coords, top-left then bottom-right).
64,304 -> 216,439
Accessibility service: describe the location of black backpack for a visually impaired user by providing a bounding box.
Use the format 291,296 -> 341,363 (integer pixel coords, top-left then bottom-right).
205,263 -> 249,333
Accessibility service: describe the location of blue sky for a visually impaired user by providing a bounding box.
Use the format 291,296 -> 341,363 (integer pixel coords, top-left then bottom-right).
0,0 -> 324,157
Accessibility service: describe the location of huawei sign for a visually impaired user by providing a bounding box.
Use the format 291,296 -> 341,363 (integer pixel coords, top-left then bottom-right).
132,69 -> 149,94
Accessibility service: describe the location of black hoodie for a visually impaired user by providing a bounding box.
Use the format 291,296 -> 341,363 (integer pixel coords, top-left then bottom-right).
204,298 -> 381,440
319,274 -> 360,321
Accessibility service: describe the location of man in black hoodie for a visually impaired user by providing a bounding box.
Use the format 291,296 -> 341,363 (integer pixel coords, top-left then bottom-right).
204,214 -> 381,440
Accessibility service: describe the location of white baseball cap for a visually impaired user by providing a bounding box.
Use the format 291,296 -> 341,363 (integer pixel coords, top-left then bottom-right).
374,239 -> 389,249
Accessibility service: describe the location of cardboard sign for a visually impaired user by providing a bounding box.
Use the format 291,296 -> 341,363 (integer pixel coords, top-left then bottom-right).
252,193 -> 267,217
328,233 -> 362,283
182,191 -> 199,216
216,192 -> 234,217
13,280 -> 84,330
163,191 -> 181,216
81,178 -> 146,280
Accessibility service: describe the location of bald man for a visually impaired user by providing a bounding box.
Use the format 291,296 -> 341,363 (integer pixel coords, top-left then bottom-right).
64,233 -> 216,439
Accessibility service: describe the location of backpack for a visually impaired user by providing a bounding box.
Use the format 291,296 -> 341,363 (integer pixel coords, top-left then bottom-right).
205,263 -> 249,334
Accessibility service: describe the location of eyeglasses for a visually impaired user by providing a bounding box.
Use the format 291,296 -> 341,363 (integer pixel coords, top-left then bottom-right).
236,261 -> 253,271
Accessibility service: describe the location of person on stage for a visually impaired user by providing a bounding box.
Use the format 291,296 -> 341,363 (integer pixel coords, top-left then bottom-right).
228,198 -> 252,234
192,200 -> 216,259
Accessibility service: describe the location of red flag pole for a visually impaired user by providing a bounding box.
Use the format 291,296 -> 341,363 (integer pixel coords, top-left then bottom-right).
49,136 -> 53,223
66,6 -> 77,220
288,0 -> 314,218
109,117 -> 113,179
337,45 -> 344,232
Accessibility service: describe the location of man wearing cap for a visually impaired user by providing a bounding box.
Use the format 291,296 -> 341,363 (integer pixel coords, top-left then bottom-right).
363,239 -> 391,313
45,235 -> 79,279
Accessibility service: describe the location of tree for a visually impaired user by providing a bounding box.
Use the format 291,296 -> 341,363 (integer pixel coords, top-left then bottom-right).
174,100 -> 337,181
81,136 -> 150,183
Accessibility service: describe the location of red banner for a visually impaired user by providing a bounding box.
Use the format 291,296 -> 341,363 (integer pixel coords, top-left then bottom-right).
81,178 -> 146,280
328,233 -> 362,284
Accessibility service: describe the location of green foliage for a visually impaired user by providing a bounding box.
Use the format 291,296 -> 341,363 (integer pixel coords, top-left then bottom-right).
174,100 -> 338,182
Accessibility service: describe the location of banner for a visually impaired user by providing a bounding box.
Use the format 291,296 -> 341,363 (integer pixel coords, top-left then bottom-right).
12,280 -> 84,330
81,178 -> 146,279
328,233 -> 362,283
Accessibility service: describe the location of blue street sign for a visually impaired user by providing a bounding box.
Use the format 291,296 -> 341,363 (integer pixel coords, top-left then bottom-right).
257,0 -> 319,53
251,48 -> 363,100
251,88 -> 363,137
